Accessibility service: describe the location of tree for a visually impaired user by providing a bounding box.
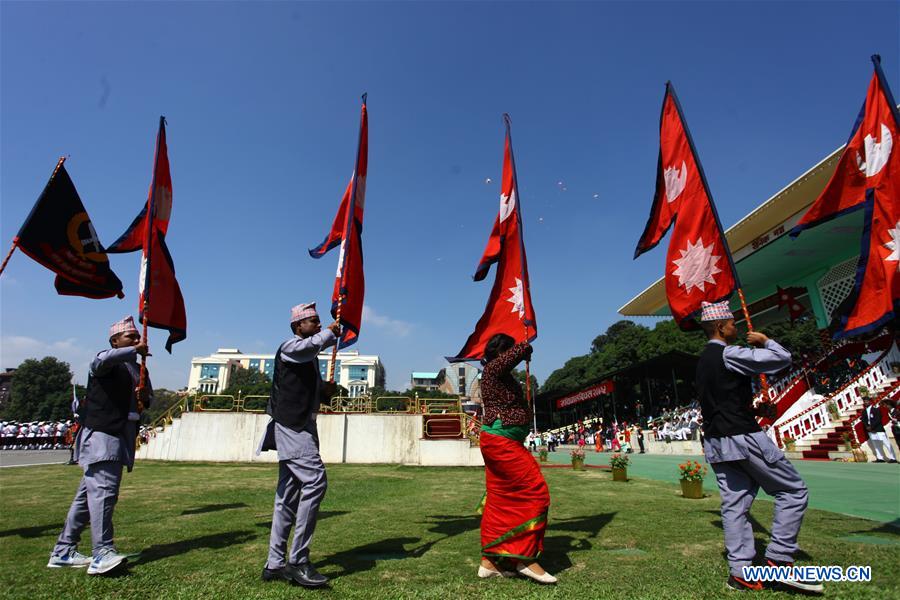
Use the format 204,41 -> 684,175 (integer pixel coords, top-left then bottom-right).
760,317 -> 822,358
142,388 -> 183,424
543,319 -> 708,398
512,369 -> 539,395
3,357 -> 76,422
222,367 -> 272,399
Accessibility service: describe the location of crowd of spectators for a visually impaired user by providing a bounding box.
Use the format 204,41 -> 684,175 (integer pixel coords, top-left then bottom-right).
647,405 -> 702,441
528,417 -> 646,453
0,420 -> 76,450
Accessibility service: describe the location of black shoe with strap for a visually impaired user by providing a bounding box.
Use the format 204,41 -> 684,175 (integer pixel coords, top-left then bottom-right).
764,559 -> 824,595
727,575 -> 763,591
285,562 -> 329,588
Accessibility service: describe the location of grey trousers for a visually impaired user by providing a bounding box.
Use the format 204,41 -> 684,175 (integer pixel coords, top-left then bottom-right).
52,460 -> 124,557
710,435 -> 809,577
266,450 -> 327,568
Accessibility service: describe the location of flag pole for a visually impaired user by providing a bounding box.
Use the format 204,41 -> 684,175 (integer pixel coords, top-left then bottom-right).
328,93 -> 367,384
135,118 -> 164,408
737,287 -> 770,394
0,241 -> 17,279
328,294 -> 344,383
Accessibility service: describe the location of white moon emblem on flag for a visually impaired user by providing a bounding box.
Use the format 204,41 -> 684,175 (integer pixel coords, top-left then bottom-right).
664,161 -> 687,203
500,189 -> 517,222
138,255 -> 148,297
856,123 -> 892,178
886,220 -> 900,272
506,277 -> 525,318
672,237 -> 723,293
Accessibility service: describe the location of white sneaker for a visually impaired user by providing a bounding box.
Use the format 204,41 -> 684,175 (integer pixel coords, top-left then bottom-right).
47,550 -> 92,568
516,563 -> 557,584
86,549 -> 128,575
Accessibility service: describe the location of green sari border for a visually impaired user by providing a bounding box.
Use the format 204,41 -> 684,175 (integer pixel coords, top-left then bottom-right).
482,511 -> 548,551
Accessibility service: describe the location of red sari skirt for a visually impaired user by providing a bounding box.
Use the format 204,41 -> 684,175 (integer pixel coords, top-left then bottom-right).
479,431 -> 550,562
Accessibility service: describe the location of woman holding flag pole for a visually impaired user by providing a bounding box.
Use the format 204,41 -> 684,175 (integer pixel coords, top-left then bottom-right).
451,116 -> 553,584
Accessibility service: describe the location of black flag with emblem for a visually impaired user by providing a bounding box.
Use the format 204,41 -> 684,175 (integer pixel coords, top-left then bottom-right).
15,162 -> 124,299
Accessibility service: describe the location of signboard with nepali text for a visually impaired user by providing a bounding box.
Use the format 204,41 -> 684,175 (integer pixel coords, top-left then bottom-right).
555,380 -> 615,409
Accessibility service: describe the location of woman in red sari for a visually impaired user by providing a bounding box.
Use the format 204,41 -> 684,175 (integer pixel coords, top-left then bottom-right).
477,334 -> 555,584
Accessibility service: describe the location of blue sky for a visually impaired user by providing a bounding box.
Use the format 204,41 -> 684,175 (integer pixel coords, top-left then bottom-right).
1,1 -> 898,391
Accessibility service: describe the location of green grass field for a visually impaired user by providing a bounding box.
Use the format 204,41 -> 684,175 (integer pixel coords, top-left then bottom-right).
1,460 -> 898,599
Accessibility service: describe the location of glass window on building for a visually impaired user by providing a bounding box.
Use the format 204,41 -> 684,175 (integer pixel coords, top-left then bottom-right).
459,366 -> 466,376
263,360 -> 274,380
348,365 -> 368,381
249,359 -> 260,371
319,360 -> 340,380
200,364 -> 220,379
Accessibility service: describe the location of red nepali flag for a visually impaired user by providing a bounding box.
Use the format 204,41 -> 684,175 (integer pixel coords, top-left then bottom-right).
108,117 -> 186,352
634,82 -> 739,329
790,56 -> 900,338
451,115 -> 537,361
14,160 -> 124,299
309,97 -> 368,349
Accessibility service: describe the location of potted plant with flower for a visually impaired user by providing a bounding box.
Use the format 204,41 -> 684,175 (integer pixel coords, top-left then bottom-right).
678,460 -> 707,499
610,453 -> 629,481
570,447 -> 586,470
782,435 -> 796,452
538,445 -> 549,462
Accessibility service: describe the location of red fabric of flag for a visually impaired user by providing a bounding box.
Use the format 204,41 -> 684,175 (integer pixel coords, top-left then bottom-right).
108,117 -> 186,352
634,82 -> 739,329
451,116 -> 537,361
309,99 -> 368,348
789,56 -> 900,338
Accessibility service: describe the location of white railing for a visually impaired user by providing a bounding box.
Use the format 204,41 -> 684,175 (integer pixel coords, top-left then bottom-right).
775,342 -> 898,444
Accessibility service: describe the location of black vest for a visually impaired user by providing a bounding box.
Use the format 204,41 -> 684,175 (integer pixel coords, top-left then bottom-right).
268,347 -> 320,431
695,343 -> 761,439
82,363 -> 135,435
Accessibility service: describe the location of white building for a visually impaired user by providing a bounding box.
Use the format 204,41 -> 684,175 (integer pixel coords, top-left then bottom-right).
188,348 -> 385,397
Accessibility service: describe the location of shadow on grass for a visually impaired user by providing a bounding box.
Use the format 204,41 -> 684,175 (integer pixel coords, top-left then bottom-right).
320,536 -> 426,578
254,510 -> 350,530
541,512 -> 616,573
850,518 -> 900,535
180,502 -> 249,515
133,530 -> 258,565
0,523 -> 63,538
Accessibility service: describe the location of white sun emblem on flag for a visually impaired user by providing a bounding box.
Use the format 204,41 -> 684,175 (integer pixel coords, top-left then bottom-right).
885,220 -> 900,272
506,277 -> 525,318
672,237 -> 723,293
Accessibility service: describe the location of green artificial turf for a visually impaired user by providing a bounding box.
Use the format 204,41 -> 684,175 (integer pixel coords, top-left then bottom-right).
544,450 -> 900,524
1,461 -> 897,599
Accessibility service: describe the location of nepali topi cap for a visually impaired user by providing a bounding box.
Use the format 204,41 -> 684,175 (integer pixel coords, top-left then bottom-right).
700,300 -> 734,322
109,316 -> 139,338
291,302 -> 318,324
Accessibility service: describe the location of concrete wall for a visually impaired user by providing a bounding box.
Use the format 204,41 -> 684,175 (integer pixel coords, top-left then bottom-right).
137,412 -> 484,467
644,436 -> 704,455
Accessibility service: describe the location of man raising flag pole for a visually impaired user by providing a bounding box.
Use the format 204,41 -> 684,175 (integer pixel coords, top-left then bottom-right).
634,82 -> 773,403
790,55 -> 899,337
309,94 -> 368,383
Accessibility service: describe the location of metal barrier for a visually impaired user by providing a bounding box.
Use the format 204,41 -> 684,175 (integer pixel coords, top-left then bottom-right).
374,396 -> 415,413
195,395 -> 236,412
420,398 -> 461,414
423,413 -> 465,438
327,395 -> 372,413
239,395 -> 269,413
461,412 -> 482,446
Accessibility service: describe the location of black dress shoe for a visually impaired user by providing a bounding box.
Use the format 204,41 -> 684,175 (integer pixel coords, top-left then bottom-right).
284,562 -> 329,588
262,565 -> 290,582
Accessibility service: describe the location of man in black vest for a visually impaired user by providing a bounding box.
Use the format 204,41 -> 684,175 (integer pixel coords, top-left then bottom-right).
696,301 -> 821,594
860,391 -> 898,463
49,316 -> 151,575
259,302 -> 339,588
